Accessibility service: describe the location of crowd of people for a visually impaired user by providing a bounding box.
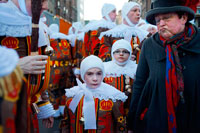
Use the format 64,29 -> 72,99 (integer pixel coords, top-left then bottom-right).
0,0 -> 200,133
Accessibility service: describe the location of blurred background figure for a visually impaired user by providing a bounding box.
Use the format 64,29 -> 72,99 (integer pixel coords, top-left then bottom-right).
83,3 -> 117,57
98,2 -> 148,62
0,46 -> 24,133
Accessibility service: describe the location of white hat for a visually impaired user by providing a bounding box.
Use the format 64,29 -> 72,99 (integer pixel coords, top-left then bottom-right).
0,46 -> 19,77
80,55 -> 105,81
49,23 -> 59,34
72,22 -> 83,34
122,2 -> 141,26
68,27 -> 73,35
101,3 -> 116,22
111,39 -> 132,65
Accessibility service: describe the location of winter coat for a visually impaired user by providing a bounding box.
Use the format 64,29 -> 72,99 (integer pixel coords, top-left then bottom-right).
128,25 -> 200,133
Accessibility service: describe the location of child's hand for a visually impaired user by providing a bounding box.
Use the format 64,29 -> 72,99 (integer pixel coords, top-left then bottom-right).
130,54 -> 136,61
42,116 -> 54,128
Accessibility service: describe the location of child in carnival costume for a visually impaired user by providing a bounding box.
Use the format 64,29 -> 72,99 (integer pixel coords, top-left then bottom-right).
60,55 -> 128,132
103,39 -> 137,125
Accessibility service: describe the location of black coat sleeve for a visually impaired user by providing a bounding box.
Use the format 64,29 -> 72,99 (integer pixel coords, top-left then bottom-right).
127,40 -> 150,131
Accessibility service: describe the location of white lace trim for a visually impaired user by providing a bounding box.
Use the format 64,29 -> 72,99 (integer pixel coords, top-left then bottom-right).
0,23 -> 31,37
0,1 -> 32,37
65,83 -> 127,102
104,60 -> 137,78
99,24 -> 148,42
50,32 -> 69,40
83,19 -> 116,33
76,32 -> 85,41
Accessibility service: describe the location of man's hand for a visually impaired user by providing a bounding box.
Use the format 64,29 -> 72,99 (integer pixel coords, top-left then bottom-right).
18,55 -> 48,74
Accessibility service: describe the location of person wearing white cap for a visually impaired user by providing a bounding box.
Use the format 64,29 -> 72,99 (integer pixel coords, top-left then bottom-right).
70,22 -> 86,78
66,21 -> 84,48
0,0 -> 54,132
98,2 -> 149,62
72,22 -> 84,35
46,23 -> 76,118
103,39 -> 137,122
60,55 -> 127,132
83,3 -> 117,57
0,46 -> 24,133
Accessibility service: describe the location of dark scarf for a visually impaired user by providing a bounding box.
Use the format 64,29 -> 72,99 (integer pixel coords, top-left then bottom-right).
160,23 -> 196,133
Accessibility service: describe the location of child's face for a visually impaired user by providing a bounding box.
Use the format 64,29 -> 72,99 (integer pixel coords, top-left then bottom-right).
84,68 -> 103,89
113,48 -> 130,64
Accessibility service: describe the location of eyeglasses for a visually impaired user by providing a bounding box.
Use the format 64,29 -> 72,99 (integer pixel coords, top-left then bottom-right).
155,14 -> 174,25
113,50 -> 130,55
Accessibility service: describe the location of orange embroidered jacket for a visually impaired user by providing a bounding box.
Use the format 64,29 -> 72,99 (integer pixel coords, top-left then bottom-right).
84,27 -> 110,57
48,38 -> 76,110
60,97 -> 127,133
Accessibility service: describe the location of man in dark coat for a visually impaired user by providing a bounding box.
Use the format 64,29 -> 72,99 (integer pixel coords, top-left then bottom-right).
128,0 -> 200,133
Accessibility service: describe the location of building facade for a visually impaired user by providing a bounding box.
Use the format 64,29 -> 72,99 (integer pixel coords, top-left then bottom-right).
77,0 -> 84,22
195,2 -> 200,27
48,0 -> 84,23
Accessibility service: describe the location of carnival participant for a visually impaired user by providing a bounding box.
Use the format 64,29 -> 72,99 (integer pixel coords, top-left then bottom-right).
60,55 -> 127,132
69,22 -> 84,48
70,22 -> 86,78
83,3 -> 117,56
48,23 -> 76,118
0,46 -> 24,133
98,2 -> 148,62
103,39 -> 137,123
0,0 -> 54,132
128,0 -> 200,132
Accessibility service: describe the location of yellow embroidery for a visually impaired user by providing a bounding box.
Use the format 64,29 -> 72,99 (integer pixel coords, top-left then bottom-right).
99,100 -> 113,111
117,116 -> 124,123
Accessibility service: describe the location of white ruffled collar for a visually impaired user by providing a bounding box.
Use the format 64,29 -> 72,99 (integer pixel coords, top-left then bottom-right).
99,24 -> 149,42
65,82 -> 127,102
50,32 -> 70,40
0,1 -> 32,37
83,19 -> 116,33
104,60 -> 137,78
66,79 -> 127,130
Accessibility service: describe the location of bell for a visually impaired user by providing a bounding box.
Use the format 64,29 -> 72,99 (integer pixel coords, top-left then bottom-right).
79,116 -> 85,124
127,88 -> 132,93
133,43 -> 140,51
44,46 -> 53,56
125,85 -> 131,90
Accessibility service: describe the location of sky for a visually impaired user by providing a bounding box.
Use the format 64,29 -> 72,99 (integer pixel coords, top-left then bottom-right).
84,0 -> 128,21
